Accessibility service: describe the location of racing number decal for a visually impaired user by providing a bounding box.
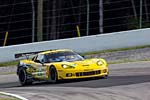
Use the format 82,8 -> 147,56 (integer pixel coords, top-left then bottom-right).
38,68 -> 42,76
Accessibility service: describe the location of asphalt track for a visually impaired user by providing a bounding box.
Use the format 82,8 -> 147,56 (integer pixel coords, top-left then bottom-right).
0,61 -> 150,100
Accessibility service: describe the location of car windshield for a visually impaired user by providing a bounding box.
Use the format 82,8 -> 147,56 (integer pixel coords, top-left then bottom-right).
46,51 -> 84,62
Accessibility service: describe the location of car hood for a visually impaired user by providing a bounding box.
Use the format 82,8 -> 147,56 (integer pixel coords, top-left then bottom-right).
58,58 -> 100,67
45,58 -> 103,69
74,59 -> 98,66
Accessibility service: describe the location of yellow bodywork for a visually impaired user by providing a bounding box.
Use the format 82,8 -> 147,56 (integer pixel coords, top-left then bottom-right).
18,49 -> 109,81
52,59 -> 108,80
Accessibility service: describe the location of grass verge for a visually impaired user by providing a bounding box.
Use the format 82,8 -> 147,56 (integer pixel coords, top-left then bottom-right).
81,45 -> 150,55
0,93 -> 21,100
108,59 -> 150,64
0,60 -> 19,67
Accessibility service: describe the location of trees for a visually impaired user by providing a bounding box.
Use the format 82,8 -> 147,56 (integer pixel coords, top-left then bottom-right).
0,0 -> 150,46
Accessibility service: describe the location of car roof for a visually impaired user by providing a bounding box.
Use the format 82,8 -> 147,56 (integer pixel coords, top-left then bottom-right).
39,49 -> 73,55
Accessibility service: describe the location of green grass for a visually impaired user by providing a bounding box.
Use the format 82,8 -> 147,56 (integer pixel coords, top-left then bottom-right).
0,93 -> 21,100
0,60 -> 19,67
0,72 -> 16,75
0,98 -> 20,100
108,59 -> 150,64
81,45 -> 150,56
0,45 -> 150,67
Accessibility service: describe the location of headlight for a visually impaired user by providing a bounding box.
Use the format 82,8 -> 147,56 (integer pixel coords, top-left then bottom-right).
97,60 -> 104,66
62,64 -> 68,68
62,64 -> 76,69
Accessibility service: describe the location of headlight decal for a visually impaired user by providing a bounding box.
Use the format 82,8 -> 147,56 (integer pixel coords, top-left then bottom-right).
62,64 -> 76,69
97,60 -> 104,66
62,64 -> 68,68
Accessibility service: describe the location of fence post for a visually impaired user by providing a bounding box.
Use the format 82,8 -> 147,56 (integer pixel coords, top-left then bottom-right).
3,32 -> 9,46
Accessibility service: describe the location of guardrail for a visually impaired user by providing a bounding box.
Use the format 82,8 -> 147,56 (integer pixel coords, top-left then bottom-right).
0,28 -> 150,62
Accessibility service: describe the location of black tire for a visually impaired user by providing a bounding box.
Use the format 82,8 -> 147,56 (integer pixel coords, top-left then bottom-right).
18,68 -> 32,86
49,66 -> 58,83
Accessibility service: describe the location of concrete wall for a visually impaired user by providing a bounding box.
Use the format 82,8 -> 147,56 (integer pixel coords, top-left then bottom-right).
0,28 -> 150,62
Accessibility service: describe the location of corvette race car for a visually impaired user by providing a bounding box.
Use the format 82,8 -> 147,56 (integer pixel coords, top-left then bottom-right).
15,49 -> 109,86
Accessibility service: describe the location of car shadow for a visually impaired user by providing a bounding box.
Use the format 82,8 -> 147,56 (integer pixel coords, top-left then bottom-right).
20,74 -> 150,88
0,74 -> 150,89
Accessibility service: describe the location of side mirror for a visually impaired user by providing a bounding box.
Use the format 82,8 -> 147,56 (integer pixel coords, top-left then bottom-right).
40,59 -> 45,65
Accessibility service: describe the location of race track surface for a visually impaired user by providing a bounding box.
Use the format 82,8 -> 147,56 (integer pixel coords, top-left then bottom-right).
0,61 -> 150,100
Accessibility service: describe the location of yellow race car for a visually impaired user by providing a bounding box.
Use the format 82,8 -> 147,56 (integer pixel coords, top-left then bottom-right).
15,49 -> 109,86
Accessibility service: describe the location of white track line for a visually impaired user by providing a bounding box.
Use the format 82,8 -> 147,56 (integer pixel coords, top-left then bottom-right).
0,92 -> 28,100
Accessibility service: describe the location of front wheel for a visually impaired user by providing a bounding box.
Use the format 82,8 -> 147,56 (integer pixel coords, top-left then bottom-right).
49,66 -> 58,83
18,68 -> 32,86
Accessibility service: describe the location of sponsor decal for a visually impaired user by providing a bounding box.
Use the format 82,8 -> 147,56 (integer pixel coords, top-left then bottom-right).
38,68 -> 42,76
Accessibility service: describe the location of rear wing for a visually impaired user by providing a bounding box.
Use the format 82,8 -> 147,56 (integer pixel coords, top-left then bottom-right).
15,49 -> 56,59
15,51 -> 40,59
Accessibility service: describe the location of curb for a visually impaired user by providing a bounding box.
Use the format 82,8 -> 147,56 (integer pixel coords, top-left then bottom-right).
0,92 -> 28,100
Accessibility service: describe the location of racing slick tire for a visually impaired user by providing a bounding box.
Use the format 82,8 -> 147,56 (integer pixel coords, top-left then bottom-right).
49,66 -> 58,83
18,68 -> 32,86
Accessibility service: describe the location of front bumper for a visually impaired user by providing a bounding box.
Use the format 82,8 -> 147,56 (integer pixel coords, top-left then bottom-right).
57,68 -> 109,80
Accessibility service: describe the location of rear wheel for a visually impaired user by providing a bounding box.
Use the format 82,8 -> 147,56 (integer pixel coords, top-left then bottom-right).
18,68 -> 32,86
49,66 -> 58,83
